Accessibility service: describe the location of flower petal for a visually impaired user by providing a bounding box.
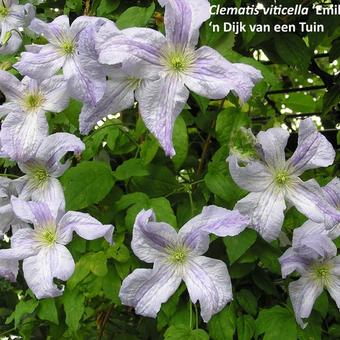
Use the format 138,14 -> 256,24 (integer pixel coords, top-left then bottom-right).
235,185 -> 286,242
256,127 -> 289,168
183,256 -> 232,322
286,179 -> 334,226
40,75 -> 69,113
292,220 -> 337,259
288,118 -> 335,175
279,248 -> 310,278
58,211 -> 114,245
35,133 -> 85,176
119,261 -> 182,318
323,177 -> 340,208
0,102 -> 20,119
178,205 -> 249,255
131,209 -> 178,263
136,75 -> 189,157
23,244 -> 75,299
0,110 -> 48,162
228,155 -> 273,192
159,0 -> 210,47
0,259 -> 18,282
79,77 -> 136,134
0,70 -> 23,101
289,276 -> 323,328
327,256 -> 340,309
14,45 -> 65,80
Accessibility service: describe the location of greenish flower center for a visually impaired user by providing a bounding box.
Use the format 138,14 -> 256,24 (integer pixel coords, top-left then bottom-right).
0,6 -> 8,17
24,94 -> 44,111
275,170 -> 290,185
33,167 -> 49,186
162,47 -> 195,74
40,228 -> 57,246
170,55 -> 188,72
312,262 -> 332,285
168,246 -> 188,265
61,41 -> 75,55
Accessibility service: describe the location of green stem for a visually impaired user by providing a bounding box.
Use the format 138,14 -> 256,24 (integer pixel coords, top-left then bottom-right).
194,304 -> 199,329
189,300 -> 193,330
0,173 -> 19,179
0,327 -> 16,337
188,190 -> 194,217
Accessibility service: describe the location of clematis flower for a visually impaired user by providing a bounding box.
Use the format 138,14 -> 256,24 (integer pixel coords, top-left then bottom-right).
14,15 -> 110,105
0,177 -> 28,237
98,0 -> 262,156
279,224 -> 340,328
0,0 -> 35,54
0,71 -> 69,161
119,206 -> 249,322
228,118 -> 338,242
14,133 -> 84,205
0,197 -> 114,298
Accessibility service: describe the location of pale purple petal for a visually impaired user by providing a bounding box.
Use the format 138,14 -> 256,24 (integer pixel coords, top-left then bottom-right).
288,118 -> 335,175
0,259 -> 18,282
58,211 -> 114,245
0,102 -> 19,119
159,0 -> 210,47
14,45 -> 65,80
256,127 -> 289,168
323,178 -> 340,208
131,209 -> 178,263
286,179 -> 333,226
178,205 -> 249,255
11,197 -> 56,226
184,46 -> 233,99
136,76 -> 189,157
35,133 -> 85,176
227,155 -> 273,192
235,185 -> 286,242
279,248 -> 310,278
289,277 -> 323,328
119,261 -> 182,318
79,77 -> 136,135
0,228 -> 39,260
0,110 -> 48,162
327,256 -> 340,309
183,256 -> 232,322
23,244 -> 74,299
40,75 -> 69,113
70,15 -> 105,37
0,70 -> 23,101
292,220 -> 337,260
99,27 -> 165,76
0,30 -> 22,55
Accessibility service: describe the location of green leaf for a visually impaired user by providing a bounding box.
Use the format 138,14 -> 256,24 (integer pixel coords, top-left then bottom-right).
107,243 -> 130,263
64,0 -> 82,12
150,197 -> 177,227
116,3 -> 155,29
274,34 -> 312,70
224,229 -> 257,265
61,161 -> 115,210
329,38 -> 340,62
256,306 -> 297,340
215,108 -> 250,146
140,135 -> 159,165
285,93 -> 316,112
114,159 -> 149,180
114,192 -> 149,211
89,251 -> 108,276
7,299 -> 39,328
97,0 -> 120,16
237,315 -> 255,340
208,303 -> 237,340
67,256 -> 91,290
164,325 -> 209,340
314,291 -> 328,318
37,299 -> 59,325
322,84 -> 340,114
62,290 -> 85,332
236,289 -> 258,316
172,116 -> 189,170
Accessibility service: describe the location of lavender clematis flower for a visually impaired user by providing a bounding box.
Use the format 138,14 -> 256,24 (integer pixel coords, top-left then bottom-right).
14,15 -> 111,105
0,71 -> 69,161
98,0 -> 262,156
12,133 -> 85,206
0,0 -> 35,54
119,206 -> 249,322
0,176 -> 28,237
279,224 -> 340,328
0,197 -> 114,298
228,118 -> 337,242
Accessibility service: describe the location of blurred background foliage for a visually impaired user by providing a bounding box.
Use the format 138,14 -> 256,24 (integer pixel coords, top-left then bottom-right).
0,0 -> 339,339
